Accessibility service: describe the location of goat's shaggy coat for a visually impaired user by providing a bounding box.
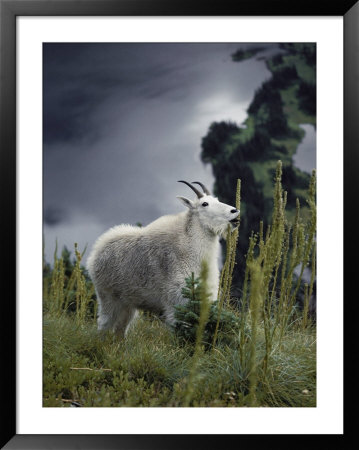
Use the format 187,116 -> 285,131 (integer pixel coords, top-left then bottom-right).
87,182 -> 239,337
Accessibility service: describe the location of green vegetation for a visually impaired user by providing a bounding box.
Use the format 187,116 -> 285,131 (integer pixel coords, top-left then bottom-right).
201,43 -> 316,289
43,162 -> 316,407
173,273 -> 240,349
231,46 -> 267,62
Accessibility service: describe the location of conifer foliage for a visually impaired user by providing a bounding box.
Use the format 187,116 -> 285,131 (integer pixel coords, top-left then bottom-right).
173,273 -> 239,348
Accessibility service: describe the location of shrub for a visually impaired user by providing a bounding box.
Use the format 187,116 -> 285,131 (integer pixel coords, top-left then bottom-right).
173,273 -> 240,348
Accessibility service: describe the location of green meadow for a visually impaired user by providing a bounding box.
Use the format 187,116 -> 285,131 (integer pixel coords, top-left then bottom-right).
43,162 -> 316,407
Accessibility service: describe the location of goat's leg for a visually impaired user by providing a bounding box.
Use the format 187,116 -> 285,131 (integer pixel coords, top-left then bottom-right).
96,289 -> 138,338
96,290 -> 118,333
162,292 -> 187,327
162,306 -> 176,327
112,305 -> 138,338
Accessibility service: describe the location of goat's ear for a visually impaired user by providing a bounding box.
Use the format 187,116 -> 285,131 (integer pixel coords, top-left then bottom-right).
176,196 -> 194,209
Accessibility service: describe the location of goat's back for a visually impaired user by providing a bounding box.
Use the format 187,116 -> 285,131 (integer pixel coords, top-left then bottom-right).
87,217 -> 192,295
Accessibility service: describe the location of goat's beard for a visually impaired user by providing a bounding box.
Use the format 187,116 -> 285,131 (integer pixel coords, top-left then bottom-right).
209,222 -> 234,238
230,221 -> 240,231
219,221 -> 239,238
197,215 -> 236,238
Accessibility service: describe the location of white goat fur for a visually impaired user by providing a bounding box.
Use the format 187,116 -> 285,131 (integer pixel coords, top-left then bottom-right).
87,183 -> 239,337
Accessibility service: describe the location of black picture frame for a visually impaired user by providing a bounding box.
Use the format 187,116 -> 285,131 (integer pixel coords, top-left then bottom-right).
1,1 -> 357,448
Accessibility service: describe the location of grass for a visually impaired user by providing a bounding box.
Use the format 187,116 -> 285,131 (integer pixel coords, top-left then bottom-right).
43,311 -> 315,407
43,162 -> 316,407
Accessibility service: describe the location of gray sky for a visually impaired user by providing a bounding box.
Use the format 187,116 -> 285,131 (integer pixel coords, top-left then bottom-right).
43,43 -> 313,264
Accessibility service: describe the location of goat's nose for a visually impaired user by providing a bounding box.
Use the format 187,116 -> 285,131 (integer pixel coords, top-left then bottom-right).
231,209 -> 238,214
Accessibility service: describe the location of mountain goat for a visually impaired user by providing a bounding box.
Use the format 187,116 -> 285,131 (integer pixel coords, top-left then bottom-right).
87,181 -> 240,338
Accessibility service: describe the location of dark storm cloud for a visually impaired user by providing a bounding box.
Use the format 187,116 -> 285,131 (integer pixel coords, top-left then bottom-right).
43,43 -> 195,145
43,206 -> 67,226
43,44 -> 125,144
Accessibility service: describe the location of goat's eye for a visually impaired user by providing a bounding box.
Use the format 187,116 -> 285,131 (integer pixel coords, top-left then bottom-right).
202,202 -> 209,207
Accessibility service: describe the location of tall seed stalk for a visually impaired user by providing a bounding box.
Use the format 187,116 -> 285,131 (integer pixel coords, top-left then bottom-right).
183,260 -> 210,406
45,242 -> 94,323
47,241 -> 65,316
280,169 -> 316,338
73,243 -> 94,325
247,260 -> 264,407
240,161 -> 317,377
239,232 -> 257,364
213,179 -> 241,348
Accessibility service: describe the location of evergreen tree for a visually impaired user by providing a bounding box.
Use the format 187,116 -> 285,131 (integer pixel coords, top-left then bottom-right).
173,273 -> 240,349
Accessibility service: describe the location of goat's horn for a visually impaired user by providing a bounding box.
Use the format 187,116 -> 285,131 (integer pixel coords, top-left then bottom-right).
192,181 -> 211,196
178,180 -> 204,198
